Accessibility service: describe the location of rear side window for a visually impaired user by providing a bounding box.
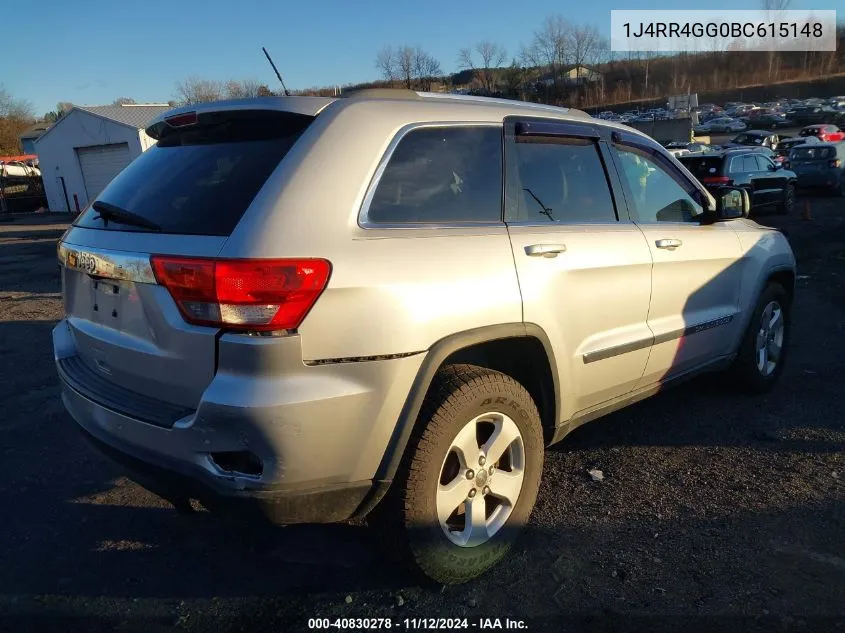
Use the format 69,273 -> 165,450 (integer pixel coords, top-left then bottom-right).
365,126 -> 502,225
506,136 -> 616,223
74,110 -> 313,236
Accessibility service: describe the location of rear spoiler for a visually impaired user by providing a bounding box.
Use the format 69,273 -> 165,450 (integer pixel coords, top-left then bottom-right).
145,96 -> 335,140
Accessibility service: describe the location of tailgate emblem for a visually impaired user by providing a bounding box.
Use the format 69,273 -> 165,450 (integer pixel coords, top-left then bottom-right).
77,252 -> 98,275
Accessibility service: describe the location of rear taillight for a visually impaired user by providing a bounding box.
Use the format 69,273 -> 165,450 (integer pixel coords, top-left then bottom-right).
702,176 -> 732,184
150,256 -> 331,331
831,159 -> 842,168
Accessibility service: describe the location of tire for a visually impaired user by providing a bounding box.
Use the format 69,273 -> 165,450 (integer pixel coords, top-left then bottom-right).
375,364 -> 544,584
778,184 -> 795,215
728,282 -> 791,394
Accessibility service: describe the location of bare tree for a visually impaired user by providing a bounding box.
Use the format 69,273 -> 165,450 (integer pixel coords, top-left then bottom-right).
0,86 -> 34,119
396,46 -> 415,89
175,76 -> 223,105
763,0 -> 791,79
112,97 -> 136,106
569,25 -> 602,79
458,41 -> 506,93
413,48 -> 442,91
0,86 -> 35,155
376,46 -> 397,83
225,79 -> 264,99
522,15 -> 573,92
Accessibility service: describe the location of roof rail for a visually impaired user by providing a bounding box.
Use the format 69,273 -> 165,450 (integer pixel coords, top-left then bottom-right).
342,88 -> 421,100
415,92 -> 590,117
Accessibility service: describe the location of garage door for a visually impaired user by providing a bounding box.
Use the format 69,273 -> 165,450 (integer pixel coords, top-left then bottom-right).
76,143 -> 132,201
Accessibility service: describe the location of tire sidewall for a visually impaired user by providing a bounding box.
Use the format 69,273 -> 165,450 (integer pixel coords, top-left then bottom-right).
734,283 -> 791,391
405,386 -> 543,577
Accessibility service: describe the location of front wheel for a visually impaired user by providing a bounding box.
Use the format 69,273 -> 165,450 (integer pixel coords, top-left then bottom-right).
376,364 -> 544,584
728,282 -> 791,393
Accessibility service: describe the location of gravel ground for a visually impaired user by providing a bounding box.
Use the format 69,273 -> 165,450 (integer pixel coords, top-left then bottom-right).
1,199 -> 844,633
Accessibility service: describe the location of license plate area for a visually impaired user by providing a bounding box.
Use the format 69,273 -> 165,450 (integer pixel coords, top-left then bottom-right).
89,278 -> 130,324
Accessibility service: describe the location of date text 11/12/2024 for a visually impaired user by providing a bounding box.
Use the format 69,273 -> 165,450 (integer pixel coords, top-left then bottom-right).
307,617 -> 529,630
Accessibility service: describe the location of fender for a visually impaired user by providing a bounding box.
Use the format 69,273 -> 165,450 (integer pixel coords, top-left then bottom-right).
372,322 -> 560,483
734,261 -> 796,348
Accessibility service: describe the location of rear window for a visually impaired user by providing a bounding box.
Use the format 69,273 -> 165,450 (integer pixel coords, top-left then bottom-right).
791,147 -> 835,161
678,156 -> 723,179
73,110 -> 313,236
365,126 -> 503,225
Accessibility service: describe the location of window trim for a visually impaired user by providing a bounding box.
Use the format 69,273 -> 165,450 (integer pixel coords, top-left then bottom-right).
503,120 -> 621,225
357,121 -> 505,230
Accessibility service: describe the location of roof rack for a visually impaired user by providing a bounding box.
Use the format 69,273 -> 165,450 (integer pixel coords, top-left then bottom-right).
342,88 -> 421,100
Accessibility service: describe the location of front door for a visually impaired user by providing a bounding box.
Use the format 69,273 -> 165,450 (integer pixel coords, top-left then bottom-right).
609,141 -> 746,386
503,119 -> 653,419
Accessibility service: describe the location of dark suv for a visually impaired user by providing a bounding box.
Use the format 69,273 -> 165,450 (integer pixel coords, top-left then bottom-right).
679,148 -> 797,215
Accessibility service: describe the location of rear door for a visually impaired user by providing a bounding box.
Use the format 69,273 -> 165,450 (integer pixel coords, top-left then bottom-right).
503,119 -> 653,418
58,108 -> 316,410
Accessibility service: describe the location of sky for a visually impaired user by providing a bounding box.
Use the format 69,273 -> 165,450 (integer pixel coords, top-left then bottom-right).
4,0 -> 840,116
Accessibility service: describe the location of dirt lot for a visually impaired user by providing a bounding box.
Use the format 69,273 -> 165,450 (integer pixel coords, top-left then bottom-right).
1,198 -> 844,633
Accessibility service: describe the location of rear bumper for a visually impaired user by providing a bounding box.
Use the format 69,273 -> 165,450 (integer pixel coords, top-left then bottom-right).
53,318 -> 424,523
794,172 -> 842,188
75,418 -> 379,523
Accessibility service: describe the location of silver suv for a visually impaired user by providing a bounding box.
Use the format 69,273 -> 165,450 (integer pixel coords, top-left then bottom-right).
54,91 -> 796,584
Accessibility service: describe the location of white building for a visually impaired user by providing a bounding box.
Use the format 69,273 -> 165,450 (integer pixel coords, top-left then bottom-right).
35,104 -> 170,212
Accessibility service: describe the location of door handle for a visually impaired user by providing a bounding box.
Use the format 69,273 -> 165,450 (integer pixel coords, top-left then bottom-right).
655,238 -> 683,250
524,243 -> 567,258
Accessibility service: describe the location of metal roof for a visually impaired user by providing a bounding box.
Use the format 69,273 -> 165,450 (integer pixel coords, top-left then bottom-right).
76,104 -> 172,129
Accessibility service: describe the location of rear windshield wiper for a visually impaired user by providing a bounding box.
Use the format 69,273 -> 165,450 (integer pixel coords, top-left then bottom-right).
92,201 -> 162,232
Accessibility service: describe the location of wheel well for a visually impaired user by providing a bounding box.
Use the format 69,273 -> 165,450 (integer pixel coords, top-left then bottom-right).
441,337 -> 556,434
767,269 -> 795,305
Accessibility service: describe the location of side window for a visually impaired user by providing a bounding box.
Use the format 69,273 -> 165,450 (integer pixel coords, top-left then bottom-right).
729,156 -> 745,173
613,145 -> 704,223
505,135 -> 616,223
755,155 -> 773,171
365,126 -> 502,225
743,155 -> 759,172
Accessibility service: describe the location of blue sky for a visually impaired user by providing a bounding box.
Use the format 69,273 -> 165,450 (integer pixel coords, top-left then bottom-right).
5,0 -> 840,115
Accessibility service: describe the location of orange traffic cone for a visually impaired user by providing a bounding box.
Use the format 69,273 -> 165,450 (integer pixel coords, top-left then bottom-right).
802,199 -> 812,221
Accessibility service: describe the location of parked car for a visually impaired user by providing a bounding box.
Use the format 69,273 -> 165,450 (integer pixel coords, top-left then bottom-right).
746,112 -> 792,129
774,136 -> 820,166
722,130 -> 780,149
788,142 -> 845,196
790,106 -> 838,125
799,124 -> 845,143
664,141 -> 717,156
679,148 -> 797,215
694,117 -> 747,133
53,91 -> 796,584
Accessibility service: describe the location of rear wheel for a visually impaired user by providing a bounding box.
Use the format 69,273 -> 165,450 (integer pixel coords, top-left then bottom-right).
376,364 -> 544,584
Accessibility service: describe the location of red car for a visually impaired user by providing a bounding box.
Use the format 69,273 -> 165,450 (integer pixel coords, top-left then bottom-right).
799,124 -> 845,143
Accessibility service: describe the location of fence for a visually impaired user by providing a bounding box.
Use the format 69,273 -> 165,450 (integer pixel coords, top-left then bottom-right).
0,174 -> 48,215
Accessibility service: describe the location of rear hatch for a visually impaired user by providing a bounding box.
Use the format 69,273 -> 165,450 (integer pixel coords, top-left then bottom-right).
789,145 -> 838,177
59,107 -> 317,416
678,155 -> 728,186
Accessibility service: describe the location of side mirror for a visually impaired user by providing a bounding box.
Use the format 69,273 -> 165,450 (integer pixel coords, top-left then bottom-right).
714,186 -> 750,220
